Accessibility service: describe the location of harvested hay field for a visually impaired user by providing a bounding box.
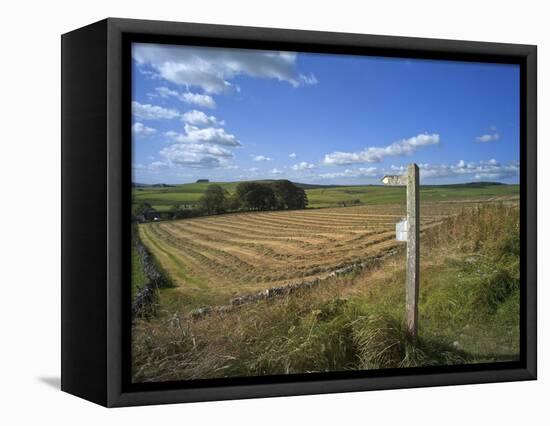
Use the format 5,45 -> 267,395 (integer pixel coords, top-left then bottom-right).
137,202 -> 480,311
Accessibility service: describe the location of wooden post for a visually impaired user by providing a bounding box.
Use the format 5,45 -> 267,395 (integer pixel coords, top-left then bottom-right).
381,164 -> 420,339
406,164 -> 419,339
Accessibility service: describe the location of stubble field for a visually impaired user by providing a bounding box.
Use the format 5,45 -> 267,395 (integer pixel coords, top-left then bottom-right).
138,201 -> 482,311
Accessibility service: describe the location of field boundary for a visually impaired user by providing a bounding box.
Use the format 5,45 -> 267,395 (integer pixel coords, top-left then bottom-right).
133,231 -> 173,317
188,245 -> 404,319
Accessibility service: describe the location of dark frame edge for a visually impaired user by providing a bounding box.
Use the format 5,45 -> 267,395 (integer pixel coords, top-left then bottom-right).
61,18 -> 110,406
108,366 -> 535,408
523,45 -> 537,380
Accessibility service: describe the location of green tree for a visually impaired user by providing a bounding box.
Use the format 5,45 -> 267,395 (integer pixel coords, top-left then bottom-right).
235,181 -> 276,211
225,192 -> 241,211
133,202 -> 158,222
271,180 -> 308,209
169,204 -> 196,219
199,184 -> 228,215
133,202 -> 152,218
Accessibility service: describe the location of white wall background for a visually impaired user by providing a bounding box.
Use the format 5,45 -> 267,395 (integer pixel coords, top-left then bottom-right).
0,0 -> 546,423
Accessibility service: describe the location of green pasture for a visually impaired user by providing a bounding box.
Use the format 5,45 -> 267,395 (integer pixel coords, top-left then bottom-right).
133,181 -> 519,210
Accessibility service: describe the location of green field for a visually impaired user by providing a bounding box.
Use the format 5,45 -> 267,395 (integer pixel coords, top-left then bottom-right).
133,181 -> 519,211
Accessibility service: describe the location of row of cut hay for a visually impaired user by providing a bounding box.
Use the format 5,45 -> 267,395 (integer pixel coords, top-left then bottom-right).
164,219 -> 393,258
156,220 -> 396,268
142,223 -> 403,289
138,203 -> 464,300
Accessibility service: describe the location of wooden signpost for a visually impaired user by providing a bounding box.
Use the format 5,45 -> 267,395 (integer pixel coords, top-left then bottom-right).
381,163 -> 420,339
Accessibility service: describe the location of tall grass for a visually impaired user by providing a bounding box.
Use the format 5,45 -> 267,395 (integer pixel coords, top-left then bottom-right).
132,202 -> 520,382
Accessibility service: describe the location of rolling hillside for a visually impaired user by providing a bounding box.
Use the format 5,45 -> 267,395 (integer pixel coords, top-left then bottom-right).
133,180 -> 519,210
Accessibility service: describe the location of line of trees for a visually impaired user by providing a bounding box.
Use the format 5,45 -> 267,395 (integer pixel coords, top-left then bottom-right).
134,180 -> 309,222
201,180 -> 308,215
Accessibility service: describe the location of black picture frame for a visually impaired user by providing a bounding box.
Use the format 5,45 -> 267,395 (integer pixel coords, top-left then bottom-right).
61,17 -> 537,407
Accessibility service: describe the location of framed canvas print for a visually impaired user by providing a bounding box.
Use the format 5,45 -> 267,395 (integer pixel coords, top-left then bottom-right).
61,18 -> 537,407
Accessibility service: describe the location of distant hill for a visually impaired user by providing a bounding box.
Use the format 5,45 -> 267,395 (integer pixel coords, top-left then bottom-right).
421,181 -> 506,189
460,181 -> 504,186
133,183 -> 175,188
133,178 -> 519,211
133,180 -> 510,190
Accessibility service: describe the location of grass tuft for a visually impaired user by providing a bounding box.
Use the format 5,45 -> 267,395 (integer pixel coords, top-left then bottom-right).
353,313 -> 467,369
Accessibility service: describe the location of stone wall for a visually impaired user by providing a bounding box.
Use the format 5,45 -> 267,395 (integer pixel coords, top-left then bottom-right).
132,233 -> 173,318
189,246 -> 403,319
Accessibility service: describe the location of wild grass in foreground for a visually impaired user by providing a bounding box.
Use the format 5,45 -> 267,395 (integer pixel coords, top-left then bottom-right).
132,203 -> 519,382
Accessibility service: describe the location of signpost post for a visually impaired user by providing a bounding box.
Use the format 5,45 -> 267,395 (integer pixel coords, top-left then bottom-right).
381,163 -> 420,339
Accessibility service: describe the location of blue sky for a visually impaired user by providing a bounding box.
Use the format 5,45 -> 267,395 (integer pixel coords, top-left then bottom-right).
131,42 -> 520,185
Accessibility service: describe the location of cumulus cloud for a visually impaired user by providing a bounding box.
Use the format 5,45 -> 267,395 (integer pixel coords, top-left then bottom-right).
133,160 -> 173,172
132,101 -> 180,120
315,159 -> 518,182
476,132 -> 500,143
317,167 -> 379,179
291,161 -> 316,171
133,43 -> 317,94
165,124 -> 241,147
289,153 -> 297,158
322,133 -> 440,166
417,159 -> 519,180
154,86 -> 178,98
158,143 -> 234,168
253,155 -> 271,162
153,87 -> 216,109
132,122 -> 157,137
182,110 -> 224,127
180,92 -> 216,109
271,168 -> 284,175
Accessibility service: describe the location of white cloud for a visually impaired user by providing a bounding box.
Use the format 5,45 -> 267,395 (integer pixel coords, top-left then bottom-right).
476,132 -> 500,143
291,161 -> 316,171
418,159 -> 519,180
318,167 -> 379,179
132,122 -> 157,137
315,159 -> 518,182
149,161 -> 170,170
159,142 -> 234,168
165,124 -> 241,147
322,133 -> 440,165
182,110 -> 224,127
253,155 -> 271,162
289,153 -> 297,158
249,167 -> 259,172
271,168 -> 284,175
299,74 -> 319,85
154,86 -> 179,98
180,92 -> 216,109
133,43 -> 317,94
153,87 -> 216,109
132,101 -> 180,120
